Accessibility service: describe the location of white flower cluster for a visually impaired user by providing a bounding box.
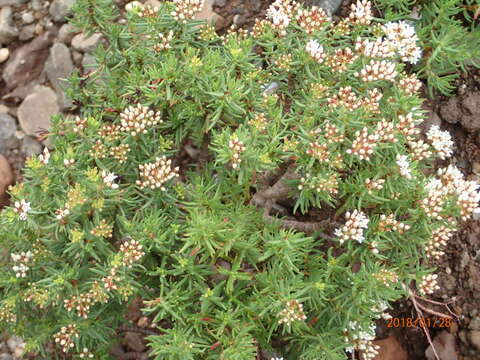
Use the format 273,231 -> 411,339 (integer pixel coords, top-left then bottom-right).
54,324 -> 79,353
171,0 -> 205,23
11,251 -> 33,278
55,205 -> 70,221
101,170 -> 119,189
371,300 -> 392,320
154,30 -> 174,52
355,59 -> 397,82
295,6 -> 329,34
346,127 -> 379,160
278,299 -> 307,326
396,154 -> 412,180
425,225 -> 455,260
348,0 -> 373,25
382,21 -> 422,64
335,210 -> 369,244
13,199 -> 31,221
423,165 -> 480,221
344,321 -> 379,360
119,238 -> 145,268
355,37 -> 395,59
426,125 -> 453,160
305,39 -> 325,63
136,156 -> 179,190
63,158 -> 75,167
418,274 -> 440,296
39,147 -> 50,165
120,104 -> 162,136
79,348 -> 94,359
266,0 -> 298,36
228,136 -> 246,170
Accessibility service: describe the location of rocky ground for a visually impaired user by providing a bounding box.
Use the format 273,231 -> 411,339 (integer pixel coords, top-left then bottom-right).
0,0 -> 479,359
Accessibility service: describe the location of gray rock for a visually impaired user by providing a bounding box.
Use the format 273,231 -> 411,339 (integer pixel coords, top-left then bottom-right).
45,42 -> 74,110
214,0 -> 226,6
71,32 -> 102,53
2,77 -> 44,103
306,0 -> 343,15
0,47 -> 8,63
6,336 -> 24,352
469,316 -> 480,330
18,86 -> 59,137
2,30 -> 56,90
0,113 -> 16,154
0,7 -> 18,45
0,354 -> 14,360
468,330 -> 480,351
57,23 -> 78,44
49,0 -> 77,22
21,136 -> 43,157
82,53 -> 97,69
72,50 -> 83,66
21,12 -> 34,24
31,0 -> 43,11
0,0 -> 27,7
18,24 -> 35,41
261,81 -> 279,96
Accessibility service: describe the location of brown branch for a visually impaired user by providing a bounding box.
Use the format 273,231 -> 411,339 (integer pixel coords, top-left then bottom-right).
413,294 -> 460,318
402,284 -> 440,360
250,165 -> 299,207
262,200 -> 332,234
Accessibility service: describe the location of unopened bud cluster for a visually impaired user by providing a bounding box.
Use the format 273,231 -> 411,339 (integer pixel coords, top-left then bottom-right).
171,0 -> 205,23
119,104 -> 162,136
228,136 -> 246,170
418,274 -> 440,296
278,299 -> 307,326
295,6 -> 329,34
154,31 -> 174,52
120,239 -> 145,268
378,214 -> 410,234
137,156 -> 179,190
54,324 -> 79,353
425,225 -> 455,260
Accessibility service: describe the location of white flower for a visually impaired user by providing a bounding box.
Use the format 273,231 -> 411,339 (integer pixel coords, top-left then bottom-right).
335,210 -> 369,244
396,154 -> 412,180
102,170 -> 119,189
426,125 -> 453,160
306,39 -> 325,63
39,147 -> 50,165
13,200 -> 31,221
382,21 -> 422,64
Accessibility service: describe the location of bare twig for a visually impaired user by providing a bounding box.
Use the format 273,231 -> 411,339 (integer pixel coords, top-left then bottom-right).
402,283 -> 440,360
413,294 -> 460,318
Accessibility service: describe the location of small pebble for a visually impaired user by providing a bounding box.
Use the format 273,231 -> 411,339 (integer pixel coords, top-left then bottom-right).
445,267 -> 452,274
21,12 -> 34,24
0,48 -> 9,63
